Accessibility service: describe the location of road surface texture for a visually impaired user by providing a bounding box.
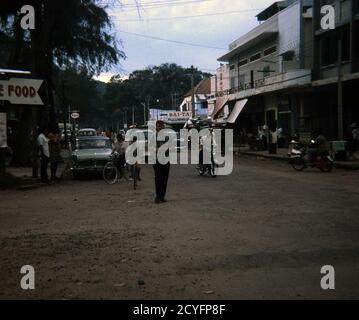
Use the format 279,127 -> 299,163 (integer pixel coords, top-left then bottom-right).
1,155 -> 359,299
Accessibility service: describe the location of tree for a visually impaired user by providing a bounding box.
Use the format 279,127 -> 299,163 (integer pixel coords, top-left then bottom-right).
103,63 -> 213,127
0,0 -> 125,165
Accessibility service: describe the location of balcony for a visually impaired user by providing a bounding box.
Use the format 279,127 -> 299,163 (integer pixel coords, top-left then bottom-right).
211,69 -> 312,101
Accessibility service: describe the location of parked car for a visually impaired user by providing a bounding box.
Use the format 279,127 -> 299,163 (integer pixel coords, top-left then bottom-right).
77,128 -> 97,137
70,136 -> 112,178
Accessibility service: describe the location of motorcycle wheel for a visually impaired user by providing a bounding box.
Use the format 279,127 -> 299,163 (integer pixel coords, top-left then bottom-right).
320,161 -> 333,173
291,157 -> 306,171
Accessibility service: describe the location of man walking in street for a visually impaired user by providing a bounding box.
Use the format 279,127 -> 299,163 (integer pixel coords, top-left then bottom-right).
153,120 -> 170,204
37,127 -> 50,183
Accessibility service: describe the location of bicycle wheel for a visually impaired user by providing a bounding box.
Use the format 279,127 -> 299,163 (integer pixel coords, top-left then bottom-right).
103,162 -> 118,185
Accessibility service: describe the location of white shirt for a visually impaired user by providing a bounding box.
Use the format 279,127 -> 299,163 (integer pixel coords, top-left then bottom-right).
114,141 -> 128,155
37,133 -> 50,158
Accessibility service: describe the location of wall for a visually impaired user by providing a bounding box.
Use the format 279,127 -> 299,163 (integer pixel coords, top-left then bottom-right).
226,1 -> 307,90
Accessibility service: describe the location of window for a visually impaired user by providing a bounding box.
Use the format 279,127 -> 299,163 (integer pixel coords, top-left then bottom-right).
321,25 -> 351,67
230,64 -> 235,70
239,74 -> 245,88
238,59 -> 248,68
250,53 -> 261,62
264,46 -> 277,56
321,34 -> 337,66
263,66 -> 271,78
341,25 -> 350,61
201,101 -> 208,109
230,77 -> 236,88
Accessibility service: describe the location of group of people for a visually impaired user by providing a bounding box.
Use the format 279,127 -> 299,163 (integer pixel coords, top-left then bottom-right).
37,128 -> 62,183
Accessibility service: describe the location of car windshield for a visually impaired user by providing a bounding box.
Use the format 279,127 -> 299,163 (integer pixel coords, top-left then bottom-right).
78,130 -> 96,136
77,139 -> 112,150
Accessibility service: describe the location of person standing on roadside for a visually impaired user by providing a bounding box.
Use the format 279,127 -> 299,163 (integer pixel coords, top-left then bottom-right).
48,131 -> 62,181
114,133 -> 129,178
153,120 -> 170,203
37,127 -> 50,183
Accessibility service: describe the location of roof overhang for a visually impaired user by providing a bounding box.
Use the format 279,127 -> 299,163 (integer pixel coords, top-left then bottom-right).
256,1 -> 288,21
218,31 -> 278,62
227,99 -> 248,123
0,68 -> 31,75
212,96 -> 229,119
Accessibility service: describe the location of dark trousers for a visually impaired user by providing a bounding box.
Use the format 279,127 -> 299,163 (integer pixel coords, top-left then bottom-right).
153,162 -> 170,200
50,161 -> 58,179
40,156 -> 49,181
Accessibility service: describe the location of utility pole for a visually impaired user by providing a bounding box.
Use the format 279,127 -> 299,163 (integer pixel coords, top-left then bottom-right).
337,39 -> 343,140
132,105 -> 135,126
147,95 -> 151,123
124,107 -> 128,129
191,65 -> 196,118
62,82 -> 69,147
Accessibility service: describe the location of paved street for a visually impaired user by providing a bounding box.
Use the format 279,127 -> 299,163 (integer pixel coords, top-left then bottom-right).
1,156 -> 359,299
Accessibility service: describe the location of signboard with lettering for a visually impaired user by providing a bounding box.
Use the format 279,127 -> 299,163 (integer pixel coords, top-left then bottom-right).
71,112 -> 80,119
0,113 -> 7,148
0,78 -> 44,105
166,111 -> 192,123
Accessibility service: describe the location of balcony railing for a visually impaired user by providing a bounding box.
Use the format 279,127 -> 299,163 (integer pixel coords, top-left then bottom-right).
210,70 -> 312,99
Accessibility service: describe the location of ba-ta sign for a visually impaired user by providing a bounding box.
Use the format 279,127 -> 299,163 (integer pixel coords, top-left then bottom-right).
0,78 -> 44,105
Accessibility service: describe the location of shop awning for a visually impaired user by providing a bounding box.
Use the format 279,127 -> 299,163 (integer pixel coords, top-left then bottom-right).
227,99 -> 248,123
212,96 -> 228,119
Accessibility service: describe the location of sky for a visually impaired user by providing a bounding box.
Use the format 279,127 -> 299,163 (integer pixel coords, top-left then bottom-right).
95,0 -> 275,82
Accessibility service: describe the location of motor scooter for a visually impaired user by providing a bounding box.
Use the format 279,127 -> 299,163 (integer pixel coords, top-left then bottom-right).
289,140 -> 334,172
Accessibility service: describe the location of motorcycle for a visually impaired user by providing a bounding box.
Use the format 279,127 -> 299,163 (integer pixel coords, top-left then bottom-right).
289,140 -> 334,172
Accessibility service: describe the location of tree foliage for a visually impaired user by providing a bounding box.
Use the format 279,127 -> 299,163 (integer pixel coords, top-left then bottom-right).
104,63 -> 212,126
0,0 -> 124,75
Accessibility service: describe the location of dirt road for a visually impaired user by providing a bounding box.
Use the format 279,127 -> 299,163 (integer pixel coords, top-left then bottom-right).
1,156 -> 359,299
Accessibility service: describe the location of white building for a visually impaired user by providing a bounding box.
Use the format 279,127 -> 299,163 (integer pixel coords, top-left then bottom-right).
214,0 -> 313,141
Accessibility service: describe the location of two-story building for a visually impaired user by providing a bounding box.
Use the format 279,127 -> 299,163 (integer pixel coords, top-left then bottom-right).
310,0 -> 359,140
178,78 -> 211,119
213,0 -> 314,142
208,64 -> 230,119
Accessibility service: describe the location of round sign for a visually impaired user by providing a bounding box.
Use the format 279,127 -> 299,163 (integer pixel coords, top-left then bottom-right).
71,112 -> 80,119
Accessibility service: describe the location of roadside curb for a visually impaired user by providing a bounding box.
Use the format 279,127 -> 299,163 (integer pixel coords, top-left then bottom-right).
17,182 -> 50,191
238,151 -> 289,162
238,151 -> 359,170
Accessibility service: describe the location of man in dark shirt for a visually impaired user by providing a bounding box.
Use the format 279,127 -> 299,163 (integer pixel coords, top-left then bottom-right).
153,121 -> 170,204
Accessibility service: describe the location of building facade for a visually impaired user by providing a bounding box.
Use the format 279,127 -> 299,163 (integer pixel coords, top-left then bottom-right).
214,0 -> 314,142
309,0 -> 359,139
179,78 -> 211,119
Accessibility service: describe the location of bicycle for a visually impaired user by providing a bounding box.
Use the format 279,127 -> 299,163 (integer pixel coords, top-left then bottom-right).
103,152 -> 130,185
